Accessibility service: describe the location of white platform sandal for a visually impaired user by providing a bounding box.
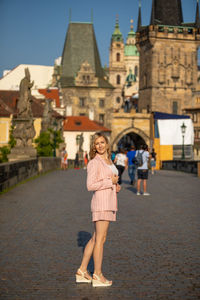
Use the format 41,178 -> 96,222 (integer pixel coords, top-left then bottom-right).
76,268 -> 92,283
92,273 -> 112,287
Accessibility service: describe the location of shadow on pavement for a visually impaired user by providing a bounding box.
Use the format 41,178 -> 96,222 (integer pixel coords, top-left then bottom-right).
126,186 -> 137,194
77,231 -> 94,274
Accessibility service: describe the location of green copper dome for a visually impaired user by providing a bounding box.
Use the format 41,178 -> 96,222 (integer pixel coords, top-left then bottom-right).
124,44 -> 139,56
124,22 -> 139,57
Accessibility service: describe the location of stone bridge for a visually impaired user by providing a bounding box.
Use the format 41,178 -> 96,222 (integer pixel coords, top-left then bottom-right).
0,168 -> 199,299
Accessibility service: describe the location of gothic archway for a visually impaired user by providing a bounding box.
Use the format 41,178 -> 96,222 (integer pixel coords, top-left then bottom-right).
111,127 -> 150,151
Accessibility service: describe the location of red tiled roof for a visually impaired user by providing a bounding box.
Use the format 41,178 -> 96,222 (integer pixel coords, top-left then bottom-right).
38,88 -> 60,108
0,90 -> 63,119
0,99 -> 13,117
63,116 -> 111,132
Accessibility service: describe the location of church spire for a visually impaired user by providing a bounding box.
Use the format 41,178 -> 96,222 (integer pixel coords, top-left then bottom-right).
195,0 -> 200,29
111,15 -> 123,42
137,0 -> 142,32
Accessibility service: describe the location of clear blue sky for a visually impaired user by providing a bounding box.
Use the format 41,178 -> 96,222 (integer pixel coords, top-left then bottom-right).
0,0 -> 197,78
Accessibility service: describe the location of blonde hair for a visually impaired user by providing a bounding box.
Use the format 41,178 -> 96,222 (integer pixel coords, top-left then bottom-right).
89,132 -> 111,159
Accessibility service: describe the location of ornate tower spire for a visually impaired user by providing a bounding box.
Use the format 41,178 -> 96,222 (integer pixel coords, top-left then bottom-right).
195,0 -> 200,29
111,15 -> 123,42
128,19 -> 135,37
137,0 -> 142,32
126,19 -> 136,44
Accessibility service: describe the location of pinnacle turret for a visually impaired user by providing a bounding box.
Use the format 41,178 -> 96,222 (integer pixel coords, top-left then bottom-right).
137,0 -> 142,32
195,0 -> 200,29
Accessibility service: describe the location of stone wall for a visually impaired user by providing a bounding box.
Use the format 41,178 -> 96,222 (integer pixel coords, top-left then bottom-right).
162,160 -> 200,176
0,157 -> 61,193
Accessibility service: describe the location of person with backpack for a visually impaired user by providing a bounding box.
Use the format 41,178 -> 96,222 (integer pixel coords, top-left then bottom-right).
126,145 -> 137,185
136,144 -> 150,196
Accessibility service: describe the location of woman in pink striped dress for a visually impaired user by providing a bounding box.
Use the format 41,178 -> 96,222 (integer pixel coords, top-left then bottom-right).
76,133 -> 121,287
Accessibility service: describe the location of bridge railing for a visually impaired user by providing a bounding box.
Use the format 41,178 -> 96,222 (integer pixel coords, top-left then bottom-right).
162,160 -> 200,177
0,157 -> 61,193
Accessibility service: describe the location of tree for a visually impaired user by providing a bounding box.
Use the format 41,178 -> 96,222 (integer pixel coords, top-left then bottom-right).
8,125 -> 16,149
34,129 -> 63,157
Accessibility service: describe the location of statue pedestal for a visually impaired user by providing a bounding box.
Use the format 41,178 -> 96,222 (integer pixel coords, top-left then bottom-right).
9,116 -> 37,162
8,146 -> 37,162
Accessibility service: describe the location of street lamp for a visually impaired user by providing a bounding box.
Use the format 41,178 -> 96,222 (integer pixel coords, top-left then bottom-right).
181,122 -> 187,159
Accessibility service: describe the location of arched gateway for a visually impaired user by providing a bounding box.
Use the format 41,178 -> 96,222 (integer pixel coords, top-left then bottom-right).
110,111 -> 151,151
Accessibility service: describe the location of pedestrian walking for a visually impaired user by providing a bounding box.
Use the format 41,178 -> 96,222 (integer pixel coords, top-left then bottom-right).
136,144 -> 150,196
76,132 -> 121,287
114,149 -> 128,185
126,145 -> 137,185
74,152 -> 79,169
150,148 -> 157,174
61,147 -> 67,170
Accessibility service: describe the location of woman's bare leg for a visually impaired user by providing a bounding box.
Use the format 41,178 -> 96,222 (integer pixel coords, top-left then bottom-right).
79,232 -> 95,273
93,220 -> 110,282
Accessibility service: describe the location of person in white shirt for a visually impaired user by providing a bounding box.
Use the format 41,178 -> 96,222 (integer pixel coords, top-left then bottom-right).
114,149 -> 128,185
136,144 -> 150,196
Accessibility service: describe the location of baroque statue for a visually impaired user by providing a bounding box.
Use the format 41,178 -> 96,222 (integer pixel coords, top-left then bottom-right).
8,68 -> 37,161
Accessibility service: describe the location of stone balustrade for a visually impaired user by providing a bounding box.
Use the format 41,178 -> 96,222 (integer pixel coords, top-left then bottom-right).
0,157 -> 61,193
162,160 -> 200,177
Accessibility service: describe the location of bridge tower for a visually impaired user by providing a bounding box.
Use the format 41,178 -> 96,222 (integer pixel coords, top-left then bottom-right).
136,0 -> 200,115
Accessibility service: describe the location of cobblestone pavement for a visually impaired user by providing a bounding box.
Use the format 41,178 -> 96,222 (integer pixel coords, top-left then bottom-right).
0,169 -> 200,300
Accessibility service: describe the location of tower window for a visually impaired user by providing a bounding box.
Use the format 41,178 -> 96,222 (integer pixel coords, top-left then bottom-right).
116,53 -> 120,62
99,114 -> 105,124
116,97 -> 121,103
193,113 -> 197,123
99,99 -> 105,108
79,98 -> 85,107
172,101 -> 178,114
117,75 -> 121,85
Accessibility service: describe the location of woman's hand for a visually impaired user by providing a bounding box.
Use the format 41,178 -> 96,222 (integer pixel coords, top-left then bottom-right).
116,184 -> 121,193
111,174 -> 119,184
